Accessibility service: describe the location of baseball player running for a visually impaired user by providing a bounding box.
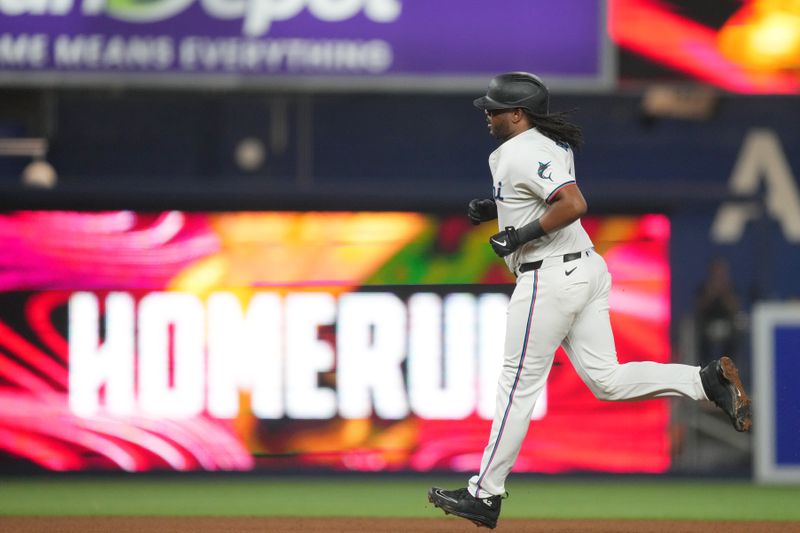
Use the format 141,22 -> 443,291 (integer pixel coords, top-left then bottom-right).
428,72 -> 752,529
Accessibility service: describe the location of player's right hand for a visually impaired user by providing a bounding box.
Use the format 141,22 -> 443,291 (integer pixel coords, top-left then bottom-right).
467,198 -> 498,225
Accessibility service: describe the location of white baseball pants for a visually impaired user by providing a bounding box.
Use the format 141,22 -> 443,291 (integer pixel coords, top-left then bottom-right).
468,249 -> 708,498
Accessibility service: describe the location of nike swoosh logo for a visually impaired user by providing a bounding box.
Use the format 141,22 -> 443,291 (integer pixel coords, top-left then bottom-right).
491,238 -> 508,246
565,267 -> 577,276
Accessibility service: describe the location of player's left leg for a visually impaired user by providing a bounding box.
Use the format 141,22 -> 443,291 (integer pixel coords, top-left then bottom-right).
469,267 -> 574,498
430,266 -> 573,529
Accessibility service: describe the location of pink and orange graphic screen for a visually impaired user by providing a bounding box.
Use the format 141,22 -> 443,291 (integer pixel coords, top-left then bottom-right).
0,211 -> 670,473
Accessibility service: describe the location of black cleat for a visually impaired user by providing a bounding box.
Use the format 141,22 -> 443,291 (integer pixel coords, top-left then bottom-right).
700,356 -> 752,432
428,487 -> 501,529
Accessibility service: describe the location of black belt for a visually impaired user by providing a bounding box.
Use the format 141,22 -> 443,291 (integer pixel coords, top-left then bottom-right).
519,251 -> 583,273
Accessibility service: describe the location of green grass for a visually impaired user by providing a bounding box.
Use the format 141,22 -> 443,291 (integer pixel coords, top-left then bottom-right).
1,476 -> 799,521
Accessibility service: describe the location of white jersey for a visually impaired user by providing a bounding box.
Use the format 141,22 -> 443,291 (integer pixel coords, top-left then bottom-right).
488,127 -> 593,273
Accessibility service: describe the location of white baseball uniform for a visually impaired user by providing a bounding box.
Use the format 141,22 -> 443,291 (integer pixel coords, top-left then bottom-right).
468,127 -> 708,498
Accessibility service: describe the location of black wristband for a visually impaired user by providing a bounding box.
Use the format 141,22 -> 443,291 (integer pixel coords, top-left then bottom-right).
515,218 -> 547,244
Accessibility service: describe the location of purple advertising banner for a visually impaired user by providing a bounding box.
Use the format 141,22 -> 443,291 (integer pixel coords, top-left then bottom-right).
0,0 -> 610,90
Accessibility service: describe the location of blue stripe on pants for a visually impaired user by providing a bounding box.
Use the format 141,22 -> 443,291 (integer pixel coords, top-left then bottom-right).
476,270 -> 538,495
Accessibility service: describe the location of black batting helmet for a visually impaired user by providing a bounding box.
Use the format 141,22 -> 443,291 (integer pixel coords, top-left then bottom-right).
473,72 -> 549,115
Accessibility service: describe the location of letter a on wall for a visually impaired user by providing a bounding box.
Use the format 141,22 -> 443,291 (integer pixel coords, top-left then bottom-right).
711,129 -> 800,243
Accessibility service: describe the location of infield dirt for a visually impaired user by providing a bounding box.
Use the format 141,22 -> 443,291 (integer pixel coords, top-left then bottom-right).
2,517 -> 800,532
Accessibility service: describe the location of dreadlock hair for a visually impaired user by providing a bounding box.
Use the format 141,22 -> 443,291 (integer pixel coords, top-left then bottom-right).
523,110 -> 583,151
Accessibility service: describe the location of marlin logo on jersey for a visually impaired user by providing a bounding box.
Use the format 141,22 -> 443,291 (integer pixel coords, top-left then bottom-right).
493,182 -> 504,201
538,161 -> 553,181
